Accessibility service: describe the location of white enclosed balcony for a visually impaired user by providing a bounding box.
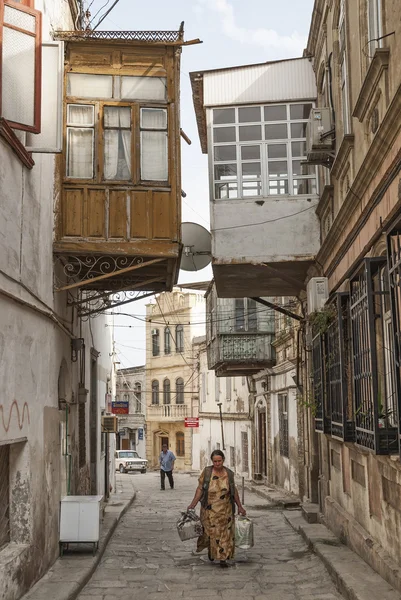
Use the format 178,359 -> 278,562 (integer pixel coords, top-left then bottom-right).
191,58 -> 320,297
147,404 -> 188,421
206,284 -> 275,377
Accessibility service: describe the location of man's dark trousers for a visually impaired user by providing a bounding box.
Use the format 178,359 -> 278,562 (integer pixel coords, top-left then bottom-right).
160,469 -> 174,489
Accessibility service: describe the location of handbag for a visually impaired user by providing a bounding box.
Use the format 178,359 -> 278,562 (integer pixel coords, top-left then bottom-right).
176,509 -> 203,541
235,516 -> 254,549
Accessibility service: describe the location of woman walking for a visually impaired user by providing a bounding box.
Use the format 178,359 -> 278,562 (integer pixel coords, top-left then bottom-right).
187,450 -> 246,568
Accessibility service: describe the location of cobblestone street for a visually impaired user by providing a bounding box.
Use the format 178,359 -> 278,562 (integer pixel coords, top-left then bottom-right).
76,473 -> 344,600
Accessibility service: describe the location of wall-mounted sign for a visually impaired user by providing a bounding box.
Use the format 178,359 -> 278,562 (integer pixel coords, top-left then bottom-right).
112,400 -> 129,415
185,417 -> 199,428
138,428 -> 144,440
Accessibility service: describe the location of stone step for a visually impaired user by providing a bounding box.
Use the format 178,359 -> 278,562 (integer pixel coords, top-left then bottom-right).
301,502 -> 320,523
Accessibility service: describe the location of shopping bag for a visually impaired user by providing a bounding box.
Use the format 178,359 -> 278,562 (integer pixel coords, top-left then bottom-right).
176,509 -> 203,541
235,516 -> 254,549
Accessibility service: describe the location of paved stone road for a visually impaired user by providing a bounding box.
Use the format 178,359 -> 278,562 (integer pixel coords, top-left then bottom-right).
77,472 -> 344,600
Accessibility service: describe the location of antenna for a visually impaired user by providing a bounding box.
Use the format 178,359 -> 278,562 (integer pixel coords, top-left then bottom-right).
180,222 -> 212,272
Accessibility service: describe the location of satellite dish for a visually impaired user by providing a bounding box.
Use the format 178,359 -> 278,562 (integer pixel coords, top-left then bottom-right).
180,222 -> 212,272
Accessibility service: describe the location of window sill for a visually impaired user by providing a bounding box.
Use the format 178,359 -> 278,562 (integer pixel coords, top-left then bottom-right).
0,119 -> 35,169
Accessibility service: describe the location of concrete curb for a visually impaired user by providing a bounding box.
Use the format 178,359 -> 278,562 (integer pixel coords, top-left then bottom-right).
22,490 -> 137,600
241,480 -> 301,508
283,511 -> 401,600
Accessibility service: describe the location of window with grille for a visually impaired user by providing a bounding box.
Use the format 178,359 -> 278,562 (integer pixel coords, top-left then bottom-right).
164,327 -> 171,354
0,445 -> 10,549
241,431 -> 249,472
176,377 -> 184,404
350,258 -> 398,454
212,102 -> 316,199
152,329 -> 160,356
230,446 -> 235,468
151,380 -> 159,405
176,325 -> 184,352
65,73 -> 168,183
278,394 -> 289,457
176,432 -> 185,457
163,379 -> 171,405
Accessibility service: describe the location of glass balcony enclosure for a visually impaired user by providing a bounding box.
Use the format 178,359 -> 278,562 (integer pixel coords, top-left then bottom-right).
206,284 -> 275,376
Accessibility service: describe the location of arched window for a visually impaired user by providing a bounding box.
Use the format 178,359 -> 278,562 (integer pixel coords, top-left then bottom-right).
176,324 -> 184,352
152,329 -> 160,356
164,327 -> 171,354
152,380 -> 159,405
163,379 -> 171,404
176,432 -> 185,457
134,382 -> 141,413
176,377 -> 184,404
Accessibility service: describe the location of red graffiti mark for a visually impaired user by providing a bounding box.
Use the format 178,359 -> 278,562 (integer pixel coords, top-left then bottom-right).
0,400 -> 30,433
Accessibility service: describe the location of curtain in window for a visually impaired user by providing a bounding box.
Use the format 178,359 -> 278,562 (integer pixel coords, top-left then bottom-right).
140,108 -> 168,181
67,105 -> 94,178
104,107 -> 131,180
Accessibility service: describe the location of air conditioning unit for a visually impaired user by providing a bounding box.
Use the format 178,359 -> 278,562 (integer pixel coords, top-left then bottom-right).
101,415 -> 118,433
305,108 -> 334,165
307,277 -> 329,314
151,329 -> 158,335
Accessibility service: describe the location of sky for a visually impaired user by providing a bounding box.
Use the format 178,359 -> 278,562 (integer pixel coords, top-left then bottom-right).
86,0 -> 315,367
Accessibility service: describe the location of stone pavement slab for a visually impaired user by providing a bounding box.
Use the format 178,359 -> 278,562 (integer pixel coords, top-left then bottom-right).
20,474 -> 136,600
283,511 -> 401,600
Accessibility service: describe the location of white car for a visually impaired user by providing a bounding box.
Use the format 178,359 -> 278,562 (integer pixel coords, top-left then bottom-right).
115,450 -> 148,474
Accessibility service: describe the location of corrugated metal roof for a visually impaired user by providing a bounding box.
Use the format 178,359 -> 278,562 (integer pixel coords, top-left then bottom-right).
203,58 -> 316,107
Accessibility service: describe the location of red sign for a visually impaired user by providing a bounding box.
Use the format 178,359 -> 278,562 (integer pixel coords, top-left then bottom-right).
185,417 -> 199,428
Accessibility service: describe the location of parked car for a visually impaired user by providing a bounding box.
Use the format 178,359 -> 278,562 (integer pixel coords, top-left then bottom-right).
115,450 -> 148,474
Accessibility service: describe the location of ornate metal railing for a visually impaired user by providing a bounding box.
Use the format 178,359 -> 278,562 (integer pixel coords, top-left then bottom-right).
55,30 -> 183,43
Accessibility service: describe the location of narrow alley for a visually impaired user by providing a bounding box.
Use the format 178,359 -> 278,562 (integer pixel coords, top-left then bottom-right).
75,473 -> 343,600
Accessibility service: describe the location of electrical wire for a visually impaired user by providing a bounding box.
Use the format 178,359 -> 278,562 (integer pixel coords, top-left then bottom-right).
211,205 -> 316,232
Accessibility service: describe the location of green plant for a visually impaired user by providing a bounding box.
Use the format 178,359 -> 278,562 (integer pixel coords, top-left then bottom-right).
308,306 -> 336,335
297,391 -> 319,417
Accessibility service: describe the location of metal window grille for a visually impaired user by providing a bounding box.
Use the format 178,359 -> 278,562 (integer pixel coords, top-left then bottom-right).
0,445 -> 10,549
278,394 -> 289,457
350,258 -> 398,454
230,446 -> 235,468
241,431 -> 249,472
312,328 -> 325,432
326,293 -> 354,440
387,228 -> 401,456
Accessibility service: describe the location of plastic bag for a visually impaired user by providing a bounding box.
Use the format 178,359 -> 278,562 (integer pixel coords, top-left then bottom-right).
176,509 -> 203,541
235,516 -> 254,549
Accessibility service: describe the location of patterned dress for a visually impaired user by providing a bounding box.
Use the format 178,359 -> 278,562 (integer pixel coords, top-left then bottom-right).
196,468 -> 235,560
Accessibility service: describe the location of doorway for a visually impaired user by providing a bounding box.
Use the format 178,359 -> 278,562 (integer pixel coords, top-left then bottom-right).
258,409 -> 267,477
161,436 -> 169,450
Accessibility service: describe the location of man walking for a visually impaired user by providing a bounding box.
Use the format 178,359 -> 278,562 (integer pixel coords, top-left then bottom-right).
159,443 -> 176,490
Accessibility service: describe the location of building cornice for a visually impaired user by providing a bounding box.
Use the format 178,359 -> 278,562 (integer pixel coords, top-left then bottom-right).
353,49 -> 390,122
198,411 -> 250,421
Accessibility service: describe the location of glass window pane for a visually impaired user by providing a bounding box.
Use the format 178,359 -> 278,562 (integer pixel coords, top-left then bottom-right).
239,106 -> 261,122
242,162 -> 261,179
214,145 -> 236,161
239,125 -> 262,141
290,103 -> 312,120
214,164 -> 237,181
293,178 -> 317,195
67,128 -> 93,178
104,130 -> 131,180
264,105 -> 287,121
140,108 -> 167,129
67,104 -> 94,126
104,106 -> 131,128
141,131 -> 168,180
67,73 -> 113,98
291,141 -> 307,157
269,179 -> 288,195
241,145 -> 260,160
243,181 -> 262,196
121,76 -> 166,100
292,160 -> 315,176
214,127 -> 236,143
268,144 -> 287,159
265,124 -> 287,140
268,161 -> 288,177
291,122 -> 308,138
215,182 -> 238,199
213,108 -> 235,124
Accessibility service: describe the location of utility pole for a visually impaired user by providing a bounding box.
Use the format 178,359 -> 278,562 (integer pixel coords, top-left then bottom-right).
216,402 -> 225,450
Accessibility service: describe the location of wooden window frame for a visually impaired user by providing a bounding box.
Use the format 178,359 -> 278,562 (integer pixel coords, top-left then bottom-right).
175,378 -> 184,405
151,380 -> 159,405
163,379 -> 171,405
176,432 -> 185,457
0,0 -> 42,133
